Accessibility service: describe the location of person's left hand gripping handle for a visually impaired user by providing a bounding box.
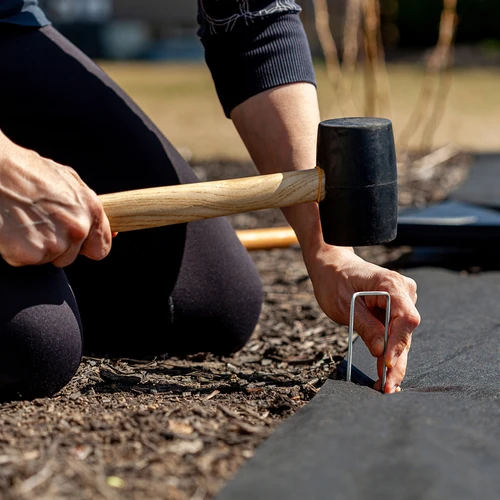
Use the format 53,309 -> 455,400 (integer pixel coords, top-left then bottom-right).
0,132 -> 113,268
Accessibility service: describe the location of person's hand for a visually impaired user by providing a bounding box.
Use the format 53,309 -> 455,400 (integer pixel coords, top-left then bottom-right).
0,133 -> 112,267
304,243 -> 420,394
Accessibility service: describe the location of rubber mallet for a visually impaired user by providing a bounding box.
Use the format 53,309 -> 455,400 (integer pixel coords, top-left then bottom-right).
99,117 -> 398,247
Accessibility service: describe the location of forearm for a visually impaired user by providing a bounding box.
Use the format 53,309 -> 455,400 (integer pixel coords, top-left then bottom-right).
230,82 -> 354,258
198,1 -> 348,257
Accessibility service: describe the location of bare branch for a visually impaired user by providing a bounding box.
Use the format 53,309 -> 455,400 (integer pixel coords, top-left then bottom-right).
312,0 -> 356,117
312,0 -> 342,89
342,0 -> 362,92
361,0 -> 392,118
362,0 -> 379,116
397,0 -> 458,153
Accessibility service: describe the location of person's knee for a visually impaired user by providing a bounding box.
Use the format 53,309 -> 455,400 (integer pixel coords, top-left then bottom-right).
215,272 -> 264,355
169,284 -> 263,357
0,304 -> 83,402
166,317 -> 257,357
209,316 -> 257,356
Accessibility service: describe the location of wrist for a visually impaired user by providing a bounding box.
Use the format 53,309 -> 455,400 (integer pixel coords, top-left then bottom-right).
282,202 -> 355,262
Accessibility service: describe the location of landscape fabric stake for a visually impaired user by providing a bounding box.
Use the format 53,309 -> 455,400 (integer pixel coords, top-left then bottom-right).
347,291 -> 390,393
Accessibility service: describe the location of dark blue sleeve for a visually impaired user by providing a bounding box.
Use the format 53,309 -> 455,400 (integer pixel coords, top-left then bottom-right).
0,0 -> 50,26
197,0 -> 317,118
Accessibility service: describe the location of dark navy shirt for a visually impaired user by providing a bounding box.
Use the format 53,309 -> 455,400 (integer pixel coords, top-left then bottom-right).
0,0 -> 50,26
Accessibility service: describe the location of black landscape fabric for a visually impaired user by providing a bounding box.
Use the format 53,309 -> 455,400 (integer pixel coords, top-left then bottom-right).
215,267 -> 500,500
392,152 -> 500,248
450,153 -> 500,209
394,200 -> 500,247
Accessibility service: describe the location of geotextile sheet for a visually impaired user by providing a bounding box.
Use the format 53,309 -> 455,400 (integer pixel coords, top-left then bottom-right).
450,153 -> 500,210
394,200 -> 500,247
216,268 -> 500,500
393,153 -> 500,249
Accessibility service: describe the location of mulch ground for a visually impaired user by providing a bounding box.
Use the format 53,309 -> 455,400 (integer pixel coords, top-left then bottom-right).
0,151 -> 472,500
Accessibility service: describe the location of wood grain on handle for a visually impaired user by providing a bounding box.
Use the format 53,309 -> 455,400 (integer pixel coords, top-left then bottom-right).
99,168 -> 325,233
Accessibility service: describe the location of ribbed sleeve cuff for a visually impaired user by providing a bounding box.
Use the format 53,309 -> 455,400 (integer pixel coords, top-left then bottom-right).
200,12 -> 316,118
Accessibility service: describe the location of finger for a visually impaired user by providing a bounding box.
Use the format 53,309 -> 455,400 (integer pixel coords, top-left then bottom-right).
0,251 -> 35,267
1,238 -> 58,267
373,356 -> 385,392
373,346 -> 409,394
384,345 -> 410,393
351,300 -> 387,358
51,240 -> 85,268
362,276 -> 419,366
79,215 -> 112,261
385,303 -> 419,369
403,275 -> 418,304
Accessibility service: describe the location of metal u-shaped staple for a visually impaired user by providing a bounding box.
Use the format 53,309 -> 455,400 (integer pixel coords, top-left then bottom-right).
347,291 -> 391,393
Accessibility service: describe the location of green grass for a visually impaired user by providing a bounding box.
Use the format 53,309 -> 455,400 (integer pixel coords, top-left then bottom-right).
99,60 -> 500,162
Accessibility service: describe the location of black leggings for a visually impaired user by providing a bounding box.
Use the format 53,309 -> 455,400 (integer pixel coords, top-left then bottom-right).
0,25 -> 263,402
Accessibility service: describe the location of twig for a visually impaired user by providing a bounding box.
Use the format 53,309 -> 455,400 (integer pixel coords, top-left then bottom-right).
397,0 -> 458,153
190,486 -> 208,500
15,460 -> 54,495
361,0 -> 392,118
362,0 -> 379,116
408,143 -> 461,181
312,0 -> 353,116
312,0 -> 341,87
420,45 -> 455,150
342,0 -> 362,94
372,0 -> 393,119
68,458 -> 121,500
204,389 -> 220,400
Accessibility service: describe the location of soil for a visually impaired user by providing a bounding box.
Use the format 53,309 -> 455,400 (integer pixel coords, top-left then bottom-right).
0,151 -> 473,500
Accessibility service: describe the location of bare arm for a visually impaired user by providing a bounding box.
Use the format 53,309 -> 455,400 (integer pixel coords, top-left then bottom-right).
231,82 -> 420,393
0,130 -> 112,267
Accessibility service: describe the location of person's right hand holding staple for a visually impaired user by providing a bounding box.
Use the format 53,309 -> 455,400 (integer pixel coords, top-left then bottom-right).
305,245 -> 420,393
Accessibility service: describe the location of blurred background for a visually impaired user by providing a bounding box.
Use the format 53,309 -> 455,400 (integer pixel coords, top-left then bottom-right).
37,0 -> 500,161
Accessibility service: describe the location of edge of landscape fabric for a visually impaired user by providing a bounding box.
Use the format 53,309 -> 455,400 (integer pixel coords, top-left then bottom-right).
216,267 -> 500,500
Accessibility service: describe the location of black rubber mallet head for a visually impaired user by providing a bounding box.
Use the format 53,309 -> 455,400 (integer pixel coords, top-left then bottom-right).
100,117 -> 398,247
317,117 -> 398,246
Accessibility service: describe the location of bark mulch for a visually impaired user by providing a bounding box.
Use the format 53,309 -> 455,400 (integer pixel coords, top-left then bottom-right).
0,151 -> 472,500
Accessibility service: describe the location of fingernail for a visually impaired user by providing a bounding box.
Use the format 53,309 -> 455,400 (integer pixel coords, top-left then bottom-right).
387,354 -> 399,368
371,337 -> 385,355
395,386 -> 402,393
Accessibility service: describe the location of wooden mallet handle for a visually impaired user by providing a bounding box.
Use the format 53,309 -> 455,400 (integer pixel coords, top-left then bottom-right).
236,226 -> 298,250
99,118 -> 398,246
99,168 -> 325,233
